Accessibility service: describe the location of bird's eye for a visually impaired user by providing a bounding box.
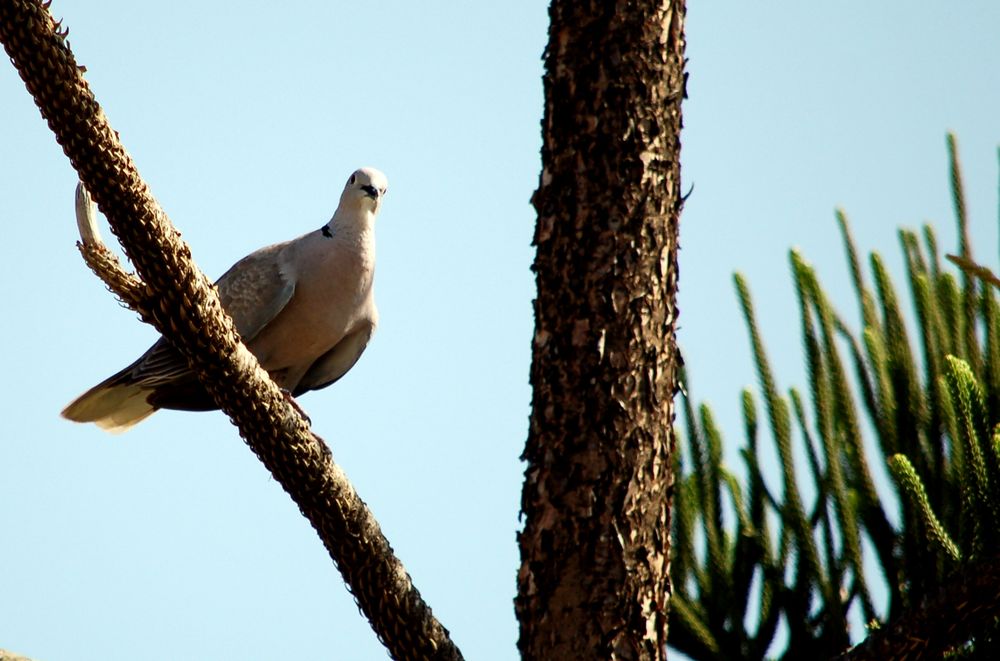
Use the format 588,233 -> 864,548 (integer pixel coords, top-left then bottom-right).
349,174 -> 356,185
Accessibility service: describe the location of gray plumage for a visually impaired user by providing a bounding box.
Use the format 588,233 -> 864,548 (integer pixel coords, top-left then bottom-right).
62,167 -> 388,433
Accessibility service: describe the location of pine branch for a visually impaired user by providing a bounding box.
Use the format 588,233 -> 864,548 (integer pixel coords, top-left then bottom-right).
948,253 -> 1000,290
672,139 -> 1000,656
735,273 -> 823,590
887,455 -> 959,564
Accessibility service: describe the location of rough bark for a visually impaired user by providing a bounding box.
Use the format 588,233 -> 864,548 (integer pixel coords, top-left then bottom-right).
517,1 -> 686,659
0,2 -> 459,659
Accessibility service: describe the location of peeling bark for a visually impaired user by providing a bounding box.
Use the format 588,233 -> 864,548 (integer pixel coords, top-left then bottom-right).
517,1 -> 686,659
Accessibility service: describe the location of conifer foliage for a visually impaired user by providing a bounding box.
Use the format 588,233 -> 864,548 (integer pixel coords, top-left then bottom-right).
670,135 -> 1000,659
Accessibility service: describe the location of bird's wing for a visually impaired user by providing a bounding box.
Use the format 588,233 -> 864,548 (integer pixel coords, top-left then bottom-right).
106,242 -> 298,389
293,322 -> 376,395
216,241 -> 297,342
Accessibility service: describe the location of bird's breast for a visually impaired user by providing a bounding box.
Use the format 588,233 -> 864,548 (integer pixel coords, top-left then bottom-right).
248,237 -> 376,383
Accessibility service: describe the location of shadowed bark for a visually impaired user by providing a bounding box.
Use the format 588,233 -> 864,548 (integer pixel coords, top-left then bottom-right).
516,1 -> 686,659
838,555 -> 1000,660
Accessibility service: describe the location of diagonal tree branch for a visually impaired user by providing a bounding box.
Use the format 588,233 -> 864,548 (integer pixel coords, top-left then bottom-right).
0,1 -> 461,659
74,183 -> 150,310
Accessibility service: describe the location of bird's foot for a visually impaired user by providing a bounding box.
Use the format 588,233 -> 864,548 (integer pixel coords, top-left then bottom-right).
281,389 -> 312,425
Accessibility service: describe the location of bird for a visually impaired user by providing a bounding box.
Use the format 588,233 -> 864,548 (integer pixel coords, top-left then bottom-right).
62,167 -> 388,433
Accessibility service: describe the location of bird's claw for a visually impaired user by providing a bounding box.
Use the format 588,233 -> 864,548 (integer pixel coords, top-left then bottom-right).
281,389 -> 311,425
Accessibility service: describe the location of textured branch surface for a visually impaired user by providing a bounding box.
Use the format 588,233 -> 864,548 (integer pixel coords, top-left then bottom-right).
75,184 -> 150,309
517,1 -> 686,659
0,650 -> 35,661
0,2 -> 460,659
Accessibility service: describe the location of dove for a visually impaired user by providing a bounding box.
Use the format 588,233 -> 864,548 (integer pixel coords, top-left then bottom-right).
62,167 -> 388,433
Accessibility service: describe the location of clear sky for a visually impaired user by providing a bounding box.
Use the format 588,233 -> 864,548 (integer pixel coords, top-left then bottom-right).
1,2 -> 998,660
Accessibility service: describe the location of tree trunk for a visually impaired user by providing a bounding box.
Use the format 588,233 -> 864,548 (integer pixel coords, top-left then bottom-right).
517,1 -> 686,660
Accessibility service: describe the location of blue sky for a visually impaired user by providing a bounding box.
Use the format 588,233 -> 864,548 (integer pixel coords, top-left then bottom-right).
1,2 -> 999,660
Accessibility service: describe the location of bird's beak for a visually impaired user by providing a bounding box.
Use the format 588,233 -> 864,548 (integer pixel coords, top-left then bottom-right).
361,185 -> 379,199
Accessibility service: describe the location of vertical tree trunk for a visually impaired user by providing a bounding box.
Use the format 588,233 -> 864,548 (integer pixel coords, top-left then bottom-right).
517,1 -> 686,660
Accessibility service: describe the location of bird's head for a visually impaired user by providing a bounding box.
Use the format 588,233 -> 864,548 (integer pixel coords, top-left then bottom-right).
341,167 -> 388,215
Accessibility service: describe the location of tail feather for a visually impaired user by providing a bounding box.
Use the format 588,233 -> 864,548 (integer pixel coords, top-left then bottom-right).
62,381 -> 157,434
